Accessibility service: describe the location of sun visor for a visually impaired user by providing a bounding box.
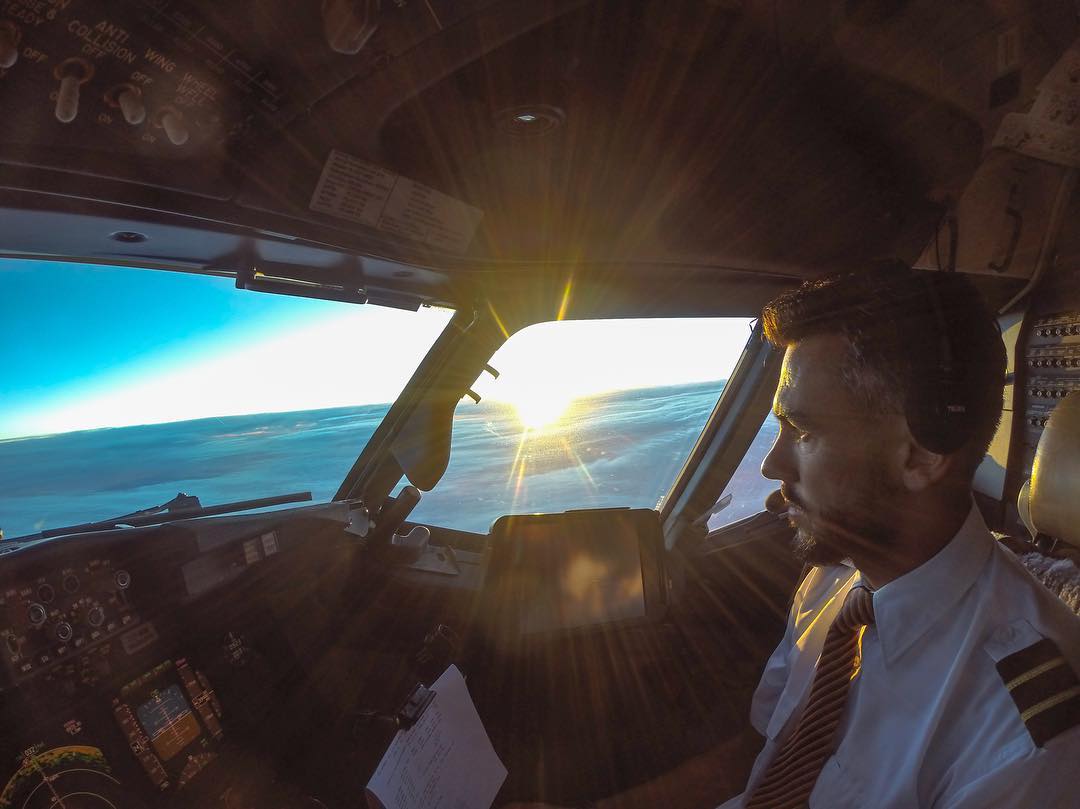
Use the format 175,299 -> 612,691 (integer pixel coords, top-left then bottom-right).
390,395 -> 457,492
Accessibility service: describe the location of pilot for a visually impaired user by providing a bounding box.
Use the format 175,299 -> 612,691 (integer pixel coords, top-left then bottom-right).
505,265 -> 1080,808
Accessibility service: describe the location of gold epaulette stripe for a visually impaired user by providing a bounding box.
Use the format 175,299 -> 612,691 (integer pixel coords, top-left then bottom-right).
1020,685 -> 1080,723
1005,657 -> 1066,692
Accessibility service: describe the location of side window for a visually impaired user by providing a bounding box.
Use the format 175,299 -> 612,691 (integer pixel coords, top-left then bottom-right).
705,413 -> 780,532
405,317 -> 755,533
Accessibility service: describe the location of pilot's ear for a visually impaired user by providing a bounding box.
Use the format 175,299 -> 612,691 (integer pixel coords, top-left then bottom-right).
899,439 -> 952,492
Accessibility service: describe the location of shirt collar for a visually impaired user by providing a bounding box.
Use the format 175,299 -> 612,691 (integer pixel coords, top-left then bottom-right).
867,502 -> 993,667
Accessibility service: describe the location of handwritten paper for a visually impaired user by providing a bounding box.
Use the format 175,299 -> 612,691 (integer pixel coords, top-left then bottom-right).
365,666 -> 507,809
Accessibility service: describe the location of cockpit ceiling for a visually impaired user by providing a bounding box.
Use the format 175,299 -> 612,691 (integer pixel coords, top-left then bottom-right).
0,0 -> 1075,301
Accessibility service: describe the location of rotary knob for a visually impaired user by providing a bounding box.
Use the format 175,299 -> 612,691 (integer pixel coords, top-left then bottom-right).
87,606 -> 105,628
27,603 -> 47,626
55,622 -> 74,642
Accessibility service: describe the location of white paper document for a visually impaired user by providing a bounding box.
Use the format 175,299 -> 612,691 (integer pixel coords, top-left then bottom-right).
365,665 -> 507,809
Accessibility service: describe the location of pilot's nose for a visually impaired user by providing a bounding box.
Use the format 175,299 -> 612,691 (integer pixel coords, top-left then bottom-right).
761,425 -> 795,484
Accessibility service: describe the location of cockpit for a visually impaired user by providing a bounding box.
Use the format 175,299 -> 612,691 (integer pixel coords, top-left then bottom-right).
1,1 -> 1079,807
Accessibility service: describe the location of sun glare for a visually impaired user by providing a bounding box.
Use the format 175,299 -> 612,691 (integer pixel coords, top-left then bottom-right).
512,392 -> 574,430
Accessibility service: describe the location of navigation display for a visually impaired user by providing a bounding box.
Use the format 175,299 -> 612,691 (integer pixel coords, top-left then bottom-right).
137,684 -> 201,761
489,509 -> 665,636
115,658 -> 225,790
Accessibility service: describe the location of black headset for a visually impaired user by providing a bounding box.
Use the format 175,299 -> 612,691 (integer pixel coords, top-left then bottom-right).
903,273 -> 973,455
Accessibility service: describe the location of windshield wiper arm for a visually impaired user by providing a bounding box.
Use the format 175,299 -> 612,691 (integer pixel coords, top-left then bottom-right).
25,491 -> 313,540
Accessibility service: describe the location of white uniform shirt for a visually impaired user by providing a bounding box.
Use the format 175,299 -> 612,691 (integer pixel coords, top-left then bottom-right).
718,505 -> 1080,808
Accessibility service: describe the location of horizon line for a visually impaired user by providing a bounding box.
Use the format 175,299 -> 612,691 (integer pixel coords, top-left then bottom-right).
0,377 -> 729,443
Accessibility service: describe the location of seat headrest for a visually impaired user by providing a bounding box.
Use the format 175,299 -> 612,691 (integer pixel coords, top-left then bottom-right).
1029,392 -> 1080,548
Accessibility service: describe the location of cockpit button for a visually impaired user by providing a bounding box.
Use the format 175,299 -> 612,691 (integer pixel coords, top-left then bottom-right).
62,574 -> 79,593
87,606 -> 105,628
55,622 -> 73,642
27,603 -> 47,626
115,570 -> 131,589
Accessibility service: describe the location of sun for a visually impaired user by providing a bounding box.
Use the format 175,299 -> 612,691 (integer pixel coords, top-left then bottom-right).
513,392 -> 574,430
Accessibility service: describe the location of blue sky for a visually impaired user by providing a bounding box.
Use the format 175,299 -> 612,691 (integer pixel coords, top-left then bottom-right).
0,259 -> 453,439
1,258 -> 753,440
3,259 -> 308,403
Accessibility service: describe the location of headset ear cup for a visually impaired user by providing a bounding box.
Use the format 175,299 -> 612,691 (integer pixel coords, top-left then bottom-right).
930,379 -> 971,454
905,275 -> 972,455
909,363 -> 972,454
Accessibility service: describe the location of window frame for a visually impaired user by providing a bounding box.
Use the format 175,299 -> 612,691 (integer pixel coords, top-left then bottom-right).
660,322 -> 782,549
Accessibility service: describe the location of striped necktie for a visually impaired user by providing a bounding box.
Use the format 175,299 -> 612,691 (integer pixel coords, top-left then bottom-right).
745,583 -> 876,809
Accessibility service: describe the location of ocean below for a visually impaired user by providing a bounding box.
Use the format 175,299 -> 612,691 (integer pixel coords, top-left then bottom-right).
0,380 -> 778,540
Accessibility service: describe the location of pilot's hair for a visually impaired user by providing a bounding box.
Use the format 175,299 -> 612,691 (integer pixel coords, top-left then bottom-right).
761,264 -> 1007,479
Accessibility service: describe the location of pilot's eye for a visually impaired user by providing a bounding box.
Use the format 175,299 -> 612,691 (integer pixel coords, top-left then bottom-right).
778,418 -> 809,442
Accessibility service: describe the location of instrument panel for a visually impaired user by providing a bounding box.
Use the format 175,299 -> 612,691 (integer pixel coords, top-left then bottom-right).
0,501 -> 676,807
1,657 -> 225,808
0,509 -> 367,808
0,556 -> 142,687
113,657 -> 224,792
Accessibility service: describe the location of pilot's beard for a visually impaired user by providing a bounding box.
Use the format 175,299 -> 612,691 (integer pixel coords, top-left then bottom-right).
788,472 -> 900,568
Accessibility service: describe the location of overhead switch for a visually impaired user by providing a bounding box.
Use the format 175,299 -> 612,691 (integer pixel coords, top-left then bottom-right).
53,58 -> 94,124
117,87 -> 146,125
323,0 -> 380,54
0,21 -> 18,69
158,108 -> 189,145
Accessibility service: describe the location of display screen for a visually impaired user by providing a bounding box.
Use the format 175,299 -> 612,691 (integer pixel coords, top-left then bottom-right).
496,511 -> 648,634
136,684 -> 201,761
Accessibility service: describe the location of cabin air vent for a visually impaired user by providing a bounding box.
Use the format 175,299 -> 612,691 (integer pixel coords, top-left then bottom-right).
494,104 -> 565,139
109,231 -> 148,243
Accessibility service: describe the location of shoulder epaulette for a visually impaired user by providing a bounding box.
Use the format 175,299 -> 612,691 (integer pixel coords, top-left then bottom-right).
995,638 -> 1080,747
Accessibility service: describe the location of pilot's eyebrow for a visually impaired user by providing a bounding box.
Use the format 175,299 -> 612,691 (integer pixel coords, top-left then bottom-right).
773,405 -> 818,428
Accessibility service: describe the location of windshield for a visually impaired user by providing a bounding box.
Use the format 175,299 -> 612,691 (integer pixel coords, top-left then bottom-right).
403,317 -> 757,533
0,259 -> 454,538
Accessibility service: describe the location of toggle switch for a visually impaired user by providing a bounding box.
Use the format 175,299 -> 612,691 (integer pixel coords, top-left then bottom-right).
53,58 -> 94,123
154,106 -> 189,145
105,84 -> 146,125
0,21 -> 19,69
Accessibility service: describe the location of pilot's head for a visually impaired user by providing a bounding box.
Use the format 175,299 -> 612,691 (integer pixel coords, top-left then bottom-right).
758,264 -> 1006,570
